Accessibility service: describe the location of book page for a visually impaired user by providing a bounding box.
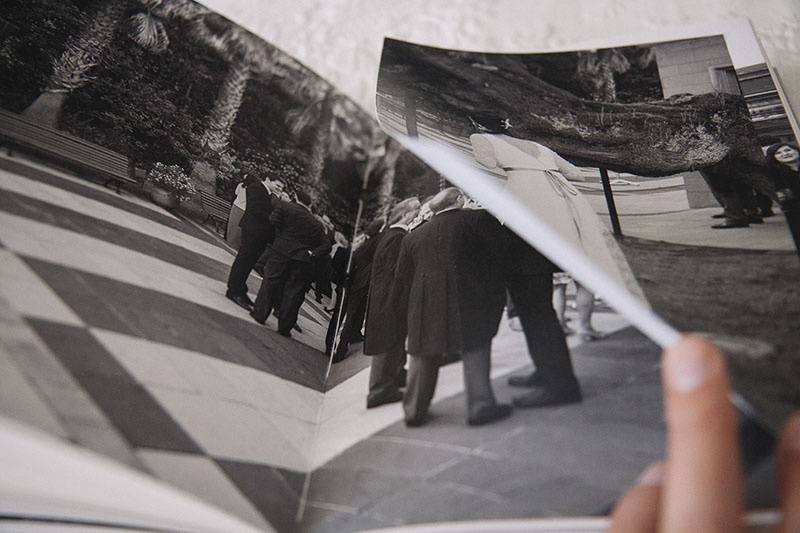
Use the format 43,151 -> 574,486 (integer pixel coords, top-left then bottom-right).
0,1 -> 388,530
1,1 -> 797,531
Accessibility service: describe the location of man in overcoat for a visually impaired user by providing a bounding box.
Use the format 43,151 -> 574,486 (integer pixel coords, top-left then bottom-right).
363,197 -> 420,408
250,190 -> 331,337
226,176 -> 275,310
331,218 -> 385,361
394,188 -> 511,426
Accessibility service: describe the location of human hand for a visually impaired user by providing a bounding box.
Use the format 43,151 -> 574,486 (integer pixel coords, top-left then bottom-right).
608,335 -> 800,532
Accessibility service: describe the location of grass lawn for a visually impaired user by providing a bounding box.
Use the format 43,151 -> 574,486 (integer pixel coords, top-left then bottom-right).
618,236 -> 800,431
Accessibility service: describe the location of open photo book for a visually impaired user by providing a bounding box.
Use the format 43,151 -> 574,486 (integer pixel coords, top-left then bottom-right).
0,2 -> 798,532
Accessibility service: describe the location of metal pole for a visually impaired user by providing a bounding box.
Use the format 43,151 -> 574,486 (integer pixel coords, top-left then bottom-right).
599,167 -> 623,237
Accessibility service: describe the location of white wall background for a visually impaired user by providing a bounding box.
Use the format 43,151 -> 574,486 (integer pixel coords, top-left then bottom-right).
201,0 -> 799,121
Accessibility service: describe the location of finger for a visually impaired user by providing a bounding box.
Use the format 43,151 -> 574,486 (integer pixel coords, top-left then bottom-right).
778,413 -> 800,533
660,335 -> 744,533
608,463 -> 663,533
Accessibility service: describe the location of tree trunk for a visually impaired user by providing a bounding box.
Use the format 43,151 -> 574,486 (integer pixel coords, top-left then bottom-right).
201,59 -> 250,154
378,39 -> 765,178
307,89 -> 335,184
23,0 -> 128,127
595,52 -> 617,103
377,138 -> 403,216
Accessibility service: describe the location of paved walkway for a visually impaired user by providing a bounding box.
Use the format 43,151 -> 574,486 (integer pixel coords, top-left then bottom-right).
581,176 -> 796,251
302,326 -> 665,532
0,155 -> 328,532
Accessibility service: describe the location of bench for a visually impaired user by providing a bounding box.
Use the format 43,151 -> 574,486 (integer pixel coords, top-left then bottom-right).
198,189 -> 233,235
0,107 -> 138,193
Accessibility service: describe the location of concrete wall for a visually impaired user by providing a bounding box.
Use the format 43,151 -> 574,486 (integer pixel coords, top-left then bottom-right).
653,35 -> 733,97
652,36 -> 732,208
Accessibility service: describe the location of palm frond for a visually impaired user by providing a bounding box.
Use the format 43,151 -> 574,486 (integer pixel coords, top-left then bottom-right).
128,13 -> 169,53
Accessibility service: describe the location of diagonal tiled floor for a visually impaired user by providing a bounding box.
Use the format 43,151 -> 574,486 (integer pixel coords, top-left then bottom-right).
0,157 -> 337,531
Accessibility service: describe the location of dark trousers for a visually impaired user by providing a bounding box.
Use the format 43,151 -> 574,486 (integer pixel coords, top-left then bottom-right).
338,285 -> 369,350
227,226 -> 270,297
314,256 -> 333,299
324,283 -> 347,355
700,170 -> 751,223
368,347 -> 405,400
506,274 -> 581,396
404,344 -> 496,423
252,253 -> 314,334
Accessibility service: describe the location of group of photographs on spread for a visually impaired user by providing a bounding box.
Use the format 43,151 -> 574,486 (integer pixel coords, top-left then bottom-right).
0,1 -> 798,531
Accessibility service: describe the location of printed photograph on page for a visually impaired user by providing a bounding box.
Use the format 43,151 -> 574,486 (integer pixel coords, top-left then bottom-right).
375,30 -> 800,436
0,1 -> 397,531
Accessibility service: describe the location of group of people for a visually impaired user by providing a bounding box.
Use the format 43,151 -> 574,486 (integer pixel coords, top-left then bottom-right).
353,187 -> 583,427
225,175 -> 333,338
703,141 -> 800,243
224,174 -> 585,427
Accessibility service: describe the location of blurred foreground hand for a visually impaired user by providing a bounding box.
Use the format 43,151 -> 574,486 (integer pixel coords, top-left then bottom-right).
608,335 -> 800,533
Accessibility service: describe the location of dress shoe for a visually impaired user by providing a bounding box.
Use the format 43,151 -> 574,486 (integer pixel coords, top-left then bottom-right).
249,310 -> 266,325
575,328 -> 604,342
278,329 -> 292,338
332,346 -> 349,363
227,292 -> 254,311
513,388 -> 582,408
760,208 -> 776,218
293,323 -> 303,333
748,214 -> 764,224
404,415 -> 427,427
467,403 -> 513,426
507,371 -> 545,388
366,389 -> 403,409
711,221 -> 749,229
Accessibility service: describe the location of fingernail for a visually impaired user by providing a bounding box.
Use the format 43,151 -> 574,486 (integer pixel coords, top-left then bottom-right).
784,414 -> 800,453
637,463 -> 663,486
665,341 -> 710,393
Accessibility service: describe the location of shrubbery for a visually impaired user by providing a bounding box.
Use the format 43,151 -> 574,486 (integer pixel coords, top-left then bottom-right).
147,162 -> 196,202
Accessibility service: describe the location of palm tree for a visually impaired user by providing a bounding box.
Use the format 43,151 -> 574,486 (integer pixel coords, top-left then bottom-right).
23,0 -> 209,127
374,136 -> 403,216
23,0 -> 129,126
284,78 -> 381,188
576,47 -> 656,103
286,83 -> 336,184
188,27 -> 289,192
201,56 -> 251,153
195,27 -> 288,157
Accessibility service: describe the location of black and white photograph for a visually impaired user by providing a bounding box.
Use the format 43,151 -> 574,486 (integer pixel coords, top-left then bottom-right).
0,1 -> 404,531
1,1 -> 799,533
375,33 -> 800,434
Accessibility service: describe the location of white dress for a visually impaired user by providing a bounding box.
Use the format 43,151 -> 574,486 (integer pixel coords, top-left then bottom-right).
470,133 -> 645,301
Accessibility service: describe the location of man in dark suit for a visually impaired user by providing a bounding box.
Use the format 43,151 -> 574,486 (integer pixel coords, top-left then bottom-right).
226,176 -> 275,310
363,197 -> 420,408
395,188 -> 511,427
501,228 -> 583,407
331,218 -> 385,362
313,215 -> 335,303
250,190 -> 331,337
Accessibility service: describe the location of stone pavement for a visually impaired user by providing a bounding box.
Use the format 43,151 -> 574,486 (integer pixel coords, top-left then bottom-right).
302,326 -> 666,532
0,154 -> 329,532
580,175 -> 796,251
